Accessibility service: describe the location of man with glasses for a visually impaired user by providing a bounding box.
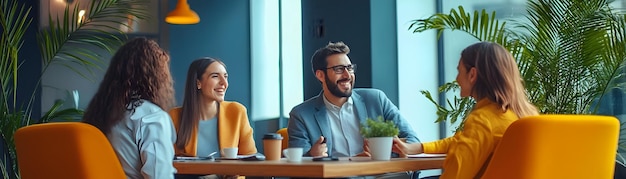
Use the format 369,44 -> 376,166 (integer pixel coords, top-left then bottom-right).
288,41 -> 420,160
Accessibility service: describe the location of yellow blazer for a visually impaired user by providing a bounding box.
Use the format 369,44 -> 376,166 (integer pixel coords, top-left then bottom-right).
169,101 -> 257,157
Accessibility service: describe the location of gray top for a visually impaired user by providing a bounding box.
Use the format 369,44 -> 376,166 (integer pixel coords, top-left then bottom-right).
197,117 -> 220,157
107,100 -> 176,179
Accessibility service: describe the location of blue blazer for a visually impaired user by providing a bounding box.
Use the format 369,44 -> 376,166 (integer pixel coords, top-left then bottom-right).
287,88 -> 420,156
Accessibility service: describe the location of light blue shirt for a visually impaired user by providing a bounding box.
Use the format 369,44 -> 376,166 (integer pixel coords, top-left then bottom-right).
107,100 -> 176,179
323,96 -> 364,157
197,117 -> 220,157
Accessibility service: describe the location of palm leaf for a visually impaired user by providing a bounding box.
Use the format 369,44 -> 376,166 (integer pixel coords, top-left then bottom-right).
411,0 -> 626,157
0,1 -> 31,177
0,0 -> 31,110
27,0 -> 149,122
419,81 -> 474,132
412,0 -> 626,120
519,0 -> 626,114
408,6 -> 511,128
409,6 -> 514,51
40,99 -> 83,123
1,0 -> 150,177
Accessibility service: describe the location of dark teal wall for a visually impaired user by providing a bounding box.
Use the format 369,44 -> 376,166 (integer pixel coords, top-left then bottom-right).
301,0 -> 372,100
167,0 -> 251,108
370,0 -> 398,104
20,0 -> 42,119
301,0 -> 399,105
18,0 -> 401,154
25,1 -> 401,119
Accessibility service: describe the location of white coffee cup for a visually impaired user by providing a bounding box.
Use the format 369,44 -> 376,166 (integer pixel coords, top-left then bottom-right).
282,147 -> 303,162
222,147 -> 238,159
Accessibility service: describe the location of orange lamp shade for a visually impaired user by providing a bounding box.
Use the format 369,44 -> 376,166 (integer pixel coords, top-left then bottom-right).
165,0 -> 200,24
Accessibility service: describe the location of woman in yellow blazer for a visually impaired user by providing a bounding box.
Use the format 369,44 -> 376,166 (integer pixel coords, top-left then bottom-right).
170,57 -> 257,158
391,42 -> 539,179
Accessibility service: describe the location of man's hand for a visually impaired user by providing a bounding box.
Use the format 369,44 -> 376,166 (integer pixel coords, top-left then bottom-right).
359,139 -> 372,157
354,152 -> 371,157
309,136 -> 328,157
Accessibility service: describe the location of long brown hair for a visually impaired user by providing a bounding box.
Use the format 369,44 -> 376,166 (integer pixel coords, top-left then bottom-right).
461,42 -> 538,118
175,57 -> 226,149
83,37 -> 175,134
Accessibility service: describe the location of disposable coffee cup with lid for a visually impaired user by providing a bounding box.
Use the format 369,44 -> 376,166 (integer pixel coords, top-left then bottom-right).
263,133 -> 283,160
263,133 -> 283,140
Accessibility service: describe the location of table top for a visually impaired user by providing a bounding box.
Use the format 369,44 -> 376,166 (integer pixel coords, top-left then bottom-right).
174,156 -> 445,178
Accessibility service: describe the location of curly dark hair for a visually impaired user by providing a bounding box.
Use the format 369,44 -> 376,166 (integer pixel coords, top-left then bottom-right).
83,37 -> 175,134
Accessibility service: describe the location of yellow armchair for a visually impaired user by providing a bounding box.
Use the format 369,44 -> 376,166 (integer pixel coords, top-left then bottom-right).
277,128 -> 288,150
481,115 -> 619,179
14,122 -> 125,179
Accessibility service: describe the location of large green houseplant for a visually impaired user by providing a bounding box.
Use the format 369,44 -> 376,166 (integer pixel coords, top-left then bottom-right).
412,0 -> 626,159
0,0 -> 149,178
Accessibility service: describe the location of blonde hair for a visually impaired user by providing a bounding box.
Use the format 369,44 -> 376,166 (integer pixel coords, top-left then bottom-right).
461,42 -> 538,118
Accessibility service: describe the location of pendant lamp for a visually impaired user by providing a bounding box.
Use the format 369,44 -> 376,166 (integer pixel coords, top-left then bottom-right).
165,0 -> 200,24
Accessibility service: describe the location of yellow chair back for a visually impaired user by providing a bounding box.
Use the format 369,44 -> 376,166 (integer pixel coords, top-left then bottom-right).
481,115 -> 619,179
14,122 -> 126,179
277,128 -> 289,150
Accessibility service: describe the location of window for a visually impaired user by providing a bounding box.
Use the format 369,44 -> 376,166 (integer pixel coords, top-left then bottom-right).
250,0 -> 303,124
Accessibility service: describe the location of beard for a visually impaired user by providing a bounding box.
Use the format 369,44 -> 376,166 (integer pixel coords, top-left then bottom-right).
325,74 -> 353,97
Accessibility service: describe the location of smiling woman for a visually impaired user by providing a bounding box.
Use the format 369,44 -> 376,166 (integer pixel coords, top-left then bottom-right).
169,57 -> 257,177
169,57 -> 258,178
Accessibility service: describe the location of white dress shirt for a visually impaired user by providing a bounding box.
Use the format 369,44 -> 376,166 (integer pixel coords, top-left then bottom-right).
107,100 -> 176,179
323,96 -> 364,157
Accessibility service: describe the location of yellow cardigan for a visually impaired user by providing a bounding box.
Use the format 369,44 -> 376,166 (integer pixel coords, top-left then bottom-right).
169,101 -> 257,157
422,99 -> 518,179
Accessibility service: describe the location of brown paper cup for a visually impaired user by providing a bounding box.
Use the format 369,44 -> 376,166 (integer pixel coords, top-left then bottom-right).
263,139 -> 282,160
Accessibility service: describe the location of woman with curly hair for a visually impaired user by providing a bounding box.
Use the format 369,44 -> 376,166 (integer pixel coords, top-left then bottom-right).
83,37 -> 176,179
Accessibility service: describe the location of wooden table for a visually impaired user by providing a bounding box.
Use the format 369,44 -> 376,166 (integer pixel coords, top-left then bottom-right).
174,157 -> 445,178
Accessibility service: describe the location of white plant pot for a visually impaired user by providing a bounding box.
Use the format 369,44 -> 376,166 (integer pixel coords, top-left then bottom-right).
368,137 -> 393,161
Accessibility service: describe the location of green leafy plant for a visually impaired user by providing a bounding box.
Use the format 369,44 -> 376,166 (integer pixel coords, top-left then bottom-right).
0,0 -> 149,178
420,81 -> 475,132
411,0 -> 626,167
360,116 -> 399,138
413,0 -> 626,119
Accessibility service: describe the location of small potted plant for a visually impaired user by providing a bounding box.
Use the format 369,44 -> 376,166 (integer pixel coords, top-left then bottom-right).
360,116 -> 399,160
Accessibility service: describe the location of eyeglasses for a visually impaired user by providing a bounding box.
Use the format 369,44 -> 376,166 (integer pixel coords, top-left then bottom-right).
325,64 -> 356,74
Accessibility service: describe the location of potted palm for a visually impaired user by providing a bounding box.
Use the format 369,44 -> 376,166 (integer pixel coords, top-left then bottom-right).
360,116 -> 399,161
0,0 -> 149,178
411,0 -> 626,167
